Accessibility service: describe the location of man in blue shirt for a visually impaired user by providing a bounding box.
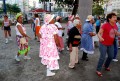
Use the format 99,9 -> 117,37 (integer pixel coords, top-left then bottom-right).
95,16 -> 101,33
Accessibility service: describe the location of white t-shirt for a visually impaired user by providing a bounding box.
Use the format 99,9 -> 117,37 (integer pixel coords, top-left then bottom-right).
35,18 -> 40,26
55,22 -> 63,37
4,20 -> 10,27
15,22 -> 26,36
67,21 -> 74,29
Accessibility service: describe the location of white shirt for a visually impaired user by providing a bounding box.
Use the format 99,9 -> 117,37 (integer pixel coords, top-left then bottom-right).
67,21 -> 74,29
15,22 -> 26,36
55,22 -> 63,37
35,18 -> 40,26
4,20 -> 10,27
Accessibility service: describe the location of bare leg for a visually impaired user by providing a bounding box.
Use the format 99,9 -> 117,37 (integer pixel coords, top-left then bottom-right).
17,52 -> 20,56
15,52 -> 20,61
4,30 -> 8,43
8,30 -> 11,37
4,30 -> 7,38
34,32 -> 37,40
24,50 -> 28,56
24,49 -> 31,59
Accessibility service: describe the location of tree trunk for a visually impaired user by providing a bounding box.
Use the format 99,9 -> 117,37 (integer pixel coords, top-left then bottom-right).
78,0 -> 93,23
72,0 -> 79,15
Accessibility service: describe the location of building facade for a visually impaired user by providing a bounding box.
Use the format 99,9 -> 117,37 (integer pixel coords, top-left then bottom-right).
107,0 -> 120,11
6,0 -> 40,13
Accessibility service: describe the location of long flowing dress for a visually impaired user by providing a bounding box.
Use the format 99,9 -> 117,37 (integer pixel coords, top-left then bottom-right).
15,22 -> 30,55
80,22 -> 94,54
39,24 -> 59,70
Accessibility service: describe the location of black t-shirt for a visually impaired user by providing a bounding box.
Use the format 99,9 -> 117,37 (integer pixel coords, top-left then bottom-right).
67,27 -> 81,47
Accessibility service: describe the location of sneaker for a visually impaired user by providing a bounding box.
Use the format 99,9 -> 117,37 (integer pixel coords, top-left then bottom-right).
47,69 -> 55,76
112,59 -> 118,62
24,56 -> 31,60
15,55 -> 20,61
66,47 -> 69,50
47,72 -> 55,76
5,39 -> 8,44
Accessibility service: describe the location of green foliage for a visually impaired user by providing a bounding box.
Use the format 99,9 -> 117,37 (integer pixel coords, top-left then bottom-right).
11,4 -> 21,13
0,20 -> 2,26
92,0 -> 108,16
6,4 -> 12,13
0,8 -> 3,14
113,9 -> 120,17
54,8 -> 62,12
39,0 -> 74,7
92,4 -> 104,16
93,0 -> 109,5
55,0 -> 74,6
39,0 -> 49,2
6,4 -> 21,14
38,0 -> 107,16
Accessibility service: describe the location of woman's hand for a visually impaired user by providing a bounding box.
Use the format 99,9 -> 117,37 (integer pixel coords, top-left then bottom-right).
1,27 -> 3,30
54,34 -> 60,47
97,28 -> 104,42
27,36 -> 31,40
69,43 -> 72,52
99,37 -> 104,42
89,32 -> 96,37
37,33 -> 41,38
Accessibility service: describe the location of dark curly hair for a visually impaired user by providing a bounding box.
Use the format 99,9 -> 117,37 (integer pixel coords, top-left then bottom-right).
106,12 -> 117,22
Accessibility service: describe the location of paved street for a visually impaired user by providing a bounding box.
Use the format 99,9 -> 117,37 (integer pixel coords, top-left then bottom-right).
0,24 -> 120,81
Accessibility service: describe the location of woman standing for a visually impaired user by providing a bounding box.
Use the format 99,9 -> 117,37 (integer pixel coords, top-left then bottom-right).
95,16 -> 101,34
96,13 -> 118,77
31,15 -> 36,39
66,15 -> 74,50
34,14 -> 41,41
68,19 -> 82,69
39,14 -> 60,76
116,17 -> 120,48
1,15 -> 12,44
15,13 -> 31,61
55,16 -> 65,51
80,15 -> 96,61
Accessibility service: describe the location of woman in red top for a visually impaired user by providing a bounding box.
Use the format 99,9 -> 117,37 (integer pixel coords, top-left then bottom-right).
96,13 -> 119,77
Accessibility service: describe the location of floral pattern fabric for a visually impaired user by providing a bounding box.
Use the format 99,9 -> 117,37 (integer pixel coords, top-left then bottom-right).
39,24 -> 59,70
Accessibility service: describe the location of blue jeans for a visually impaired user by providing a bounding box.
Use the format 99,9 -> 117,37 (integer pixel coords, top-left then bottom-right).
113,39 -> 118,59
96,43 -> 114,71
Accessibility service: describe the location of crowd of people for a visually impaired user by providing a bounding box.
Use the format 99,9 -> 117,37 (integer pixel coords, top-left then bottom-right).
1,12 -> 120,77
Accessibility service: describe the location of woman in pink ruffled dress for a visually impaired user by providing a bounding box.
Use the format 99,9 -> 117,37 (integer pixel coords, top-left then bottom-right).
39,14 -> 60,76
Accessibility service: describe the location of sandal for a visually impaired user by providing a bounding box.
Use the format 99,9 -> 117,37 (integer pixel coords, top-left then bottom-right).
105,67 -> 111,71
96,71 -> 102,77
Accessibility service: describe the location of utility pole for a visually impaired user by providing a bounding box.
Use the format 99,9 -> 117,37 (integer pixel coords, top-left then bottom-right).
49,0 -> 51,12
3,0 -> 7,14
